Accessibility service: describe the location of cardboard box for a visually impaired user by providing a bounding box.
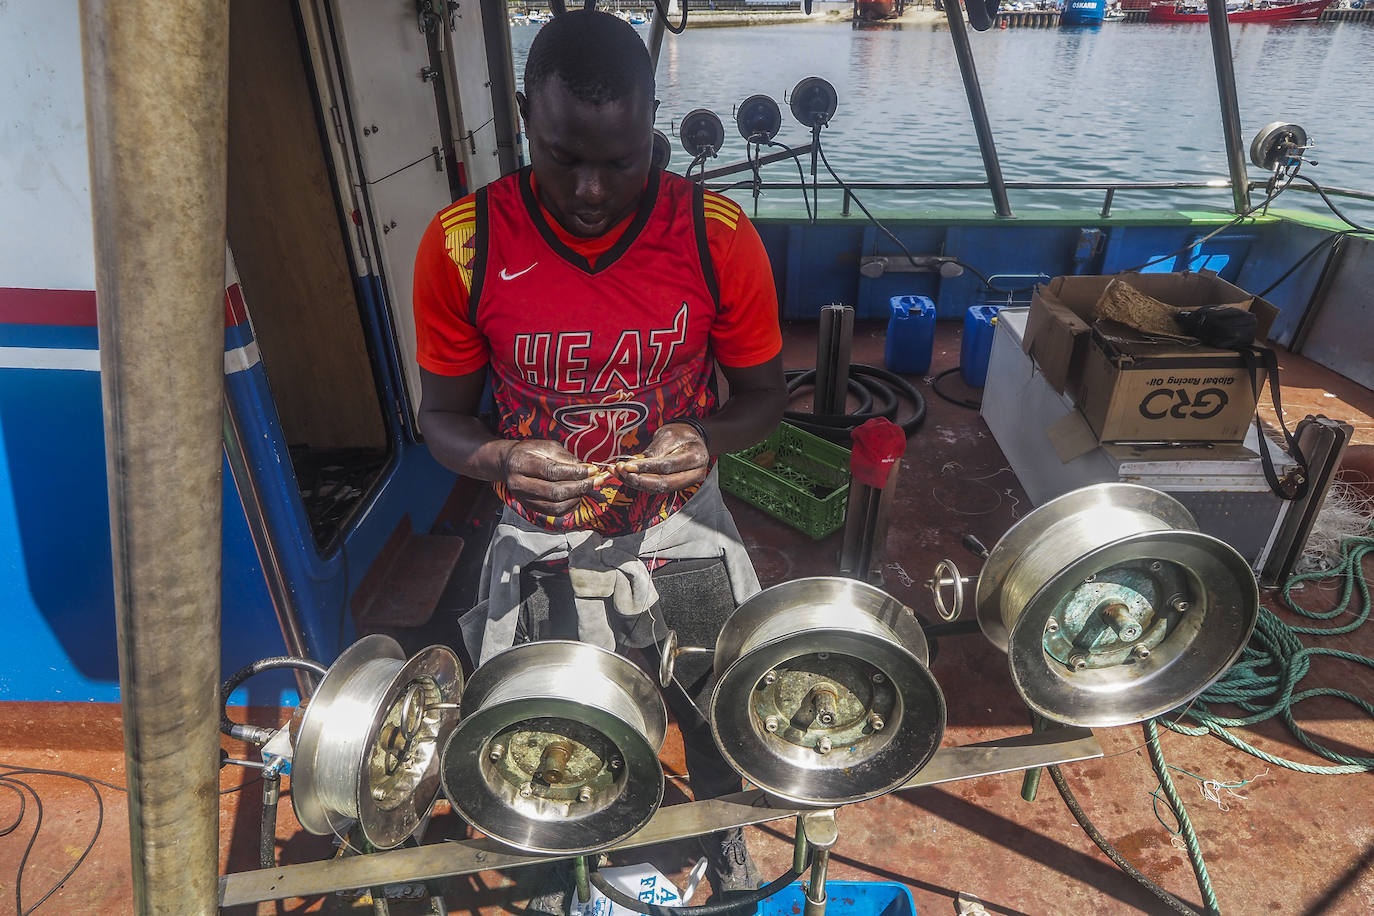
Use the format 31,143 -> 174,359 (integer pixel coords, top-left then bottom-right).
1022,270 -> 1278,398
1022,271 -> 1279,444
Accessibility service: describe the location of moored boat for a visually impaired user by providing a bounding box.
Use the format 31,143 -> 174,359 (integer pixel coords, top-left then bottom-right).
855,0 -> 902,20
1147,0 -> 1333,21
1062,0 -> 1109,25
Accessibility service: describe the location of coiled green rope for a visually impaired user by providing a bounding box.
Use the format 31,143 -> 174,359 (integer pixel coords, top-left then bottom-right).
1160,524 -> 1374,774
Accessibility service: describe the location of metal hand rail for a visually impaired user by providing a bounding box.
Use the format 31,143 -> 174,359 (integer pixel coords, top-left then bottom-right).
703,177 -> 1374,219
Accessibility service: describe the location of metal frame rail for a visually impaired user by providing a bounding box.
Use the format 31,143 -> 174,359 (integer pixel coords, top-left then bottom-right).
697,178 -> 1374,220
219,727 -> 1102,907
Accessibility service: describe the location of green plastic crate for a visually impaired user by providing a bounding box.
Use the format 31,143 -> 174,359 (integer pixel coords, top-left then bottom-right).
719,422 -> 851,539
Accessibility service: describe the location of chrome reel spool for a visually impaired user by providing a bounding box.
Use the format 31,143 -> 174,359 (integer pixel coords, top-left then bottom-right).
709,577 -> 946,807
291,634 -> 463,849
975,483 -> 1258,727
441,641 -> 666,855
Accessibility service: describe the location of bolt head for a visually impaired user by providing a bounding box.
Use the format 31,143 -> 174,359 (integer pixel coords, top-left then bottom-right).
488,743 -> 505,762
372,785 -> 387,801
1150,561 -> 1163,572
578,787 -> 593,803
1083,574 -> 1097,584
871,672 -> 886,685
518,783 -> 533,798
868,713 -> 885,731
762,670 -> 778,687
816,652 -> 830,661
1069,654 -> 1088,671
1173,599 -> 1191,613
1045,618 -> 1060,633
764,715 -> 780,733
610,757 -> 623,771
816,737 -> 832,754
1132,645 -> 1151,660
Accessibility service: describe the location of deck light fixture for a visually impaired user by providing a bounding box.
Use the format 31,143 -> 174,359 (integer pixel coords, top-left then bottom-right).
679,108 -> 726,160
736,94 -> 782,144
788,77 -> 837,131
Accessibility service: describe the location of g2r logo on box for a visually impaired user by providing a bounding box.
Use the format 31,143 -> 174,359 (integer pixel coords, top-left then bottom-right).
1138,387 -> 1229,421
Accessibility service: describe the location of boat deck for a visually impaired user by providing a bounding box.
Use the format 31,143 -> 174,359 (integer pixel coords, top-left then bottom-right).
3,320 -> 1373,915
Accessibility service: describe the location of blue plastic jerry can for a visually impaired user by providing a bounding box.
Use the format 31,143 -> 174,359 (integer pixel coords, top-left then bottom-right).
960,305 -> 1002,388
885,295 -> 936,376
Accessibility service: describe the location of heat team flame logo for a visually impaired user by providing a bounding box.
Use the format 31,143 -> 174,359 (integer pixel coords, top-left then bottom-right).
554,392 -> 649,463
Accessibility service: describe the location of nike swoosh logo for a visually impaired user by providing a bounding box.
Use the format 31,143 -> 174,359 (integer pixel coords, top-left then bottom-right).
499,262 -> 537,281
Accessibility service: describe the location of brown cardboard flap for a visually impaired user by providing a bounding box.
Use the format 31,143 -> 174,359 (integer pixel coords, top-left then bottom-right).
1025,285 -> 1091,394
1047,410 -> 1101,463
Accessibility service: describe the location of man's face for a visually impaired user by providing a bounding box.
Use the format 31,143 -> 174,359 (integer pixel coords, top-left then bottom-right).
519,77 -> 654,238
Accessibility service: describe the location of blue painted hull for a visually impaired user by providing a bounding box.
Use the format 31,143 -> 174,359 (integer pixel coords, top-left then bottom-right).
1061,0 -> 1107,24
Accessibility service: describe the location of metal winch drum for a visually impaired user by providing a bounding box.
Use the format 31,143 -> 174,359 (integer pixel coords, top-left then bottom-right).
975,483 -> 1259,728
709,577 -> 946,807
440,640 -> 666,855
291,635 -> 463,849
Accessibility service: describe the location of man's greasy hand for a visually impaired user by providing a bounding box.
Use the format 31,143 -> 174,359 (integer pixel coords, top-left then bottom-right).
501,439 -> 599,517
616,422 -> 709,494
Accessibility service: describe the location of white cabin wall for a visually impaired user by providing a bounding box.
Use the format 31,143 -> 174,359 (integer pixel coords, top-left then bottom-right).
0,0 -> 94,291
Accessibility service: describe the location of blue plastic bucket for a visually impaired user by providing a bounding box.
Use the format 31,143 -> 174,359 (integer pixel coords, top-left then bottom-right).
960,305 -> 1002,388
885,295 -> 936,376
755,881 -> 916,916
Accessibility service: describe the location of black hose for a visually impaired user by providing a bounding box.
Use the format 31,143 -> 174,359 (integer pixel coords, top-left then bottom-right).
783,363 -> 926,443
220,656 -> 330,745
590,867 -> 802,916
1047,764 -> 1203,916
930,367 -> 982,410
259,769 -> 281,870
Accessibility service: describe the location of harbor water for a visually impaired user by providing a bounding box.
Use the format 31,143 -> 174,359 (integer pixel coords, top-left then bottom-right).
510,20 -> 1374,218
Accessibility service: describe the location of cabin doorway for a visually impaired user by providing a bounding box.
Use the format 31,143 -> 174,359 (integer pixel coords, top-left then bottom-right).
226,0 -> 390,549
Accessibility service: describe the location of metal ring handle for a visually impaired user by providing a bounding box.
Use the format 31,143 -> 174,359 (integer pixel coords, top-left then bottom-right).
930,559 -> 964,621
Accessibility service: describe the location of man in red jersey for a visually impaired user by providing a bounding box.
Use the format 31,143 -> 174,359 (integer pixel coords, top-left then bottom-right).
412,7 -> 785,904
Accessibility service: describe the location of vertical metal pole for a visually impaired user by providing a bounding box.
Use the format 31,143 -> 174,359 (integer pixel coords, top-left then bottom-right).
1205,0 -> 1251,214
480,0 -> 524,175
813,305 -> 853,417
943,4 -> 1014,218
647,10 -> 667,73
801,810 -> 838,916
80,2 -> 229,914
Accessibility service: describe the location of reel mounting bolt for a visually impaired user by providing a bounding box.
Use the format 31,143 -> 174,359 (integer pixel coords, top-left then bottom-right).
871,672 -> 886,685
372,785 -> 387,801
816,652 -> 830,661
1173,598 -> 1191,613
488,743 -> 505,762
761,670 -> 778,687
610,757 -> 623,771
867,713 -> 885,731
578,786 -> 594,803
518,782 -> 533,798
1131,645 -> 1151,661
764,715 -> 780,733
816,736 -> 832,754
1068,653 -> 1088,671
1150,561 -> 1163,572
1045,618 -> 1060,634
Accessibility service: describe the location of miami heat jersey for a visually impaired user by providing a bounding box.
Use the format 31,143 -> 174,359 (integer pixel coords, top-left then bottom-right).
470,168 -> 720,534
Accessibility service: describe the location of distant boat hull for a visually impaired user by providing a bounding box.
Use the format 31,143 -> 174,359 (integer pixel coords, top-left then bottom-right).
1146,0 -> 1332,21
1062,0 -> 1108,24
855,0 -> 899,20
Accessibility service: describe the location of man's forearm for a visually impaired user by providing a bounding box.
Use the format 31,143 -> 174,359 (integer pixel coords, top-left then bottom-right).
418,410 -> 514,482
696,382 -> 787,456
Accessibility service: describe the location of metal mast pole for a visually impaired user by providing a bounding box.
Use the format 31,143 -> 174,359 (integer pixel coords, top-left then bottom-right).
942,4 -> 1014,219
80,2 -> 230,913
1205,0 -> 1251,213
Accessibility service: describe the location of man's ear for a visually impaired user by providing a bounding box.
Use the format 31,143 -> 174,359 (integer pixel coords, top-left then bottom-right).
515,90 -> 530,126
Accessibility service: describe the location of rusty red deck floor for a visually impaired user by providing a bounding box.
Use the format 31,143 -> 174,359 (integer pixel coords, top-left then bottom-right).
2,320 -> 1373,915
